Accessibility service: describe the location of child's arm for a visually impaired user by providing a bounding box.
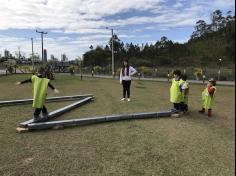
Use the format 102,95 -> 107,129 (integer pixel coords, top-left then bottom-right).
207,85 -> 215,95
120,69 -> 122,84
16,78 -> 32,85
48,82 -> 59,93
130,66 -> 137,76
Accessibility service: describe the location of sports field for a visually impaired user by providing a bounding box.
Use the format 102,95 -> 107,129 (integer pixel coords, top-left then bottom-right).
0,75 -> 235,176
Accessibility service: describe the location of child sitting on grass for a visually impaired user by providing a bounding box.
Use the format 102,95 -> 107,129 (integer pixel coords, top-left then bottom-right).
199,78 -> 216,117
170,69 -> 182,113
16,66 -> 59,121
180,74 -> 189,113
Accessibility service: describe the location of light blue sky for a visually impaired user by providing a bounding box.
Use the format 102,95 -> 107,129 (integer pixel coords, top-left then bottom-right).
0,0 -> 235,60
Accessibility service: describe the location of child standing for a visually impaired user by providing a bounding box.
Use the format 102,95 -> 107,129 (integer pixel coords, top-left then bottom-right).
170,70 -> 182,113
199,78 -> 216,117
180,75 -> 189,113
16,66 -> 59,121
120,59 -> 137,102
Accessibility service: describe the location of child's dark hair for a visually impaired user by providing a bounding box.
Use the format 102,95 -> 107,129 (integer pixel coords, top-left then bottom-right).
38,66 -> 46,76
122,59 -> 129,76
209,78 -> 216,86
173,69 -> 181,76
181,74 -> 187,81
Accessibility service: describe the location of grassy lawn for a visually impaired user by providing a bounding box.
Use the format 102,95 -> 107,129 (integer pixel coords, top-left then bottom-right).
0,74 -> 235,176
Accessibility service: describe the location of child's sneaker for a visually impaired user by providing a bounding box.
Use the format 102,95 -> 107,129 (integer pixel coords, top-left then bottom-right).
198,108 -> 205,114
42,112 -> 49,118
121,98 -> 125,101
208,109 -> 212,117
171,108 -> 179,113
33,115 -> 41,122
127,98 -> 131,102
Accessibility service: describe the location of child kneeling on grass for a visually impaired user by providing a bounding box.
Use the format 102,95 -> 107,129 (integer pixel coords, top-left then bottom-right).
16,66 -> 59,121
199,78 -> 216,117
170,69 -> 182,114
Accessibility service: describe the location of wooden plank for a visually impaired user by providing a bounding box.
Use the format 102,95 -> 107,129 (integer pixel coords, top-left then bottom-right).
0,94 -> 94,107
157,111 -> 172,117
27,111 -> 172,130
16,127 -> 29,133
19,96 -> 93,127
28,116 -> 107,130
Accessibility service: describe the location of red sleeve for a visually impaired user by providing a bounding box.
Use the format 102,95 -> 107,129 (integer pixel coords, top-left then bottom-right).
208,85 -> 215,94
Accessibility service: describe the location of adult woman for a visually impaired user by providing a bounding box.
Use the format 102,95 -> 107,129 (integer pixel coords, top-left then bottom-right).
119,59 -> 137,101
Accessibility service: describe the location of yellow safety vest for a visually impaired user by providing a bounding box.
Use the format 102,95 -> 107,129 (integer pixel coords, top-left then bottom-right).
179,80 -> 189,104
31,75 -> 50,108
170,78 -> 182,103
202,86 -> 216,109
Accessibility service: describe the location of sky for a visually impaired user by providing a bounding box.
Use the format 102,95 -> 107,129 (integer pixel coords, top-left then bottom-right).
0,0 -> 235,60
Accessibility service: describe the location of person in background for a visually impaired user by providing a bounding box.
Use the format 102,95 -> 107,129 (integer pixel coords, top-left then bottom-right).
170,70 -> 182,113
92,68 -> 94,77
199,78 -> 216,117
167,70 -> 170,82
16,66 -> 59,121
180,74 -> 189,113
120,59 -> 137,102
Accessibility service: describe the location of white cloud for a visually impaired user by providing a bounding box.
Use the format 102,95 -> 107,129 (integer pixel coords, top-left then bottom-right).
0,0 -> 234,59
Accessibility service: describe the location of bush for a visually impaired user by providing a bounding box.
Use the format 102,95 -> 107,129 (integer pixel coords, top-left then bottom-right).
137,66 -> 154,77
94,65 -> 102,74
69,65 -> 76,75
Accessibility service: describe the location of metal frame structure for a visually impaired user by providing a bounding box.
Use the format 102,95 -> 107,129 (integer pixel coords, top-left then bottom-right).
19,96 -> 94,127
0,94 -> 94,107
26,111 -> 172,130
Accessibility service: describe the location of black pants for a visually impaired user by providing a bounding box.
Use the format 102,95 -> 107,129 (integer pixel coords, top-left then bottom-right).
173,103 -> 180,111
34,106 -> 48,116
122,80 -> 131,98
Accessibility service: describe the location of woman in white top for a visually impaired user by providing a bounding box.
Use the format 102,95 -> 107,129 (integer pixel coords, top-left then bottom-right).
120,59 -> 137,101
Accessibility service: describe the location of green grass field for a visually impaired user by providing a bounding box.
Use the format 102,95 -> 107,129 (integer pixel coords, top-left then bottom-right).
0,75 -> 235,176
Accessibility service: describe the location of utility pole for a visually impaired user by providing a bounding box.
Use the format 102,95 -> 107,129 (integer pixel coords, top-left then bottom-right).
36,30 -> 47,62
218,58 -> 222,81
18,46 -> 21,60
31,38 -> 34,70
106,27 -> 114,76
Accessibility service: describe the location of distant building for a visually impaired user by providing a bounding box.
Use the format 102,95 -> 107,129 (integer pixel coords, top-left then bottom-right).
4,50 -> 10,58
61,54 -> 68,62
43,49 -> 47,62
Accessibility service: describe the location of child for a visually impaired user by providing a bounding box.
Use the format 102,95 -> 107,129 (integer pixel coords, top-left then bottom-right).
199,78 -> 216,117
16,66 -> 59,121
120,59 -> 137,102
170,70 -> 182,113
180,74 -> 189,113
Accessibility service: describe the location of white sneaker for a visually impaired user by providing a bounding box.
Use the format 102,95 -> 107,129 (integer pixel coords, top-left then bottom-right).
121,98 -> 125,101
127,98 -> 131,102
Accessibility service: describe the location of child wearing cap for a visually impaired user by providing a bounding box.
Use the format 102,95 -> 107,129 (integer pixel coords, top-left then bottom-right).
199,78 -> 216,117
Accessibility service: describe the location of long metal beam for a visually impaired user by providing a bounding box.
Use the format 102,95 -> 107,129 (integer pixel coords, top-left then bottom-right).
0,94 -> 94,107
20,96 -> 94,127
27,111 -> 172,130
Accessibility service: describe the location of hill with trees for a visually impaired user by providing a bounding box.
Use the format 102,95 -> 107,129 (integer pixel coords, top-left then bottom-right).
83,10 -> 235,70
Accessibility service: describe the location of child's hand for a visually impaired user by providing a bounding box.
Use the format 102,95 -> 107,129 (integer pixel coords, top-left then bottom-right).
120,81 -> 122,84
16,82 -> 21,85
54,89 -> 59,94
